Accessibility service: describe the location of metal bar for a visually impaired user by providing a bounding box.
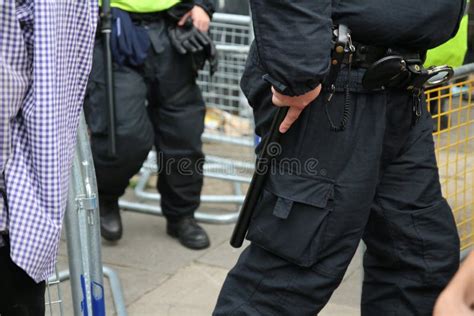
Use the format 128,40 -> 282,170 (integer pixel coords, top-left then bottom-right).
206,155 -> 255,170
215,45 -> 249,53
65,176 -> 88,316
103,266 -> 128,316
212,13 -> 251,24
451,63 -> 474,80
76,115 -> 106,316
49,270 -> 71,283
133,170 -> 247,203
119,200 -> 240,224
203,132 -> 254,147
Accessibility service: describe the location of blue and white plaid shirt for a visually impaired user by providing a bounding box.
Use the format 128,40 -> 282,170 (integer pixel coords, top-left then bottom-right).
0,0 -> 97,282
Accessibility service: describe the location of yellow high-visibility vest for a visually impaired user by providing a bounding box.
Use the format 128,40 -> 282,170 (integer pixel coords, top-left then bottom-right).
425,10 -> 469,68
100,0 -> 181,13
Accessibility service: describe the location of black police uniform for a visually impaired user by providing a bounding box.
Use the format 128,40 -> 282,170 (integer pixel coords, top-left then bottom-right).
214,0 -> 466,315
84,1 -> 214,241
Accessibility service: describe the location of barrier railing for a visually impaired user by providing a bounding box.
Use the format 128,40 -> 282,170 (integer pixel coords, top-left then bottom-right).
426,64 -> 474,259
45,114 -> 127,315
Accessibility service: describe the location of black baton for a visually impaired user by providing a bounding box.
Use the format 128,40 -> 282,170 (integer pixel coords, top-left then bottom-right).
101,0 -> 117,157
230,104 -> 288,248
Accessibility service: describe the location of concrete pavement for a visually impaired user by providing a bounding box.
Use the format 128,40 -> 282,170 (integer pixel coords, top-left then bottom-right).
53,204 -> 362,315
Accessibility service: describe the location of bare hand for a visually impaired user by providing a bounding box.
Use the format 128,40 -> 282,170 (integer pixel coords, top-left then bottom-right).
433,252 -> 474,316
178,6 -> 211,33
433,292 -> 474,316
271,84 -> 322,133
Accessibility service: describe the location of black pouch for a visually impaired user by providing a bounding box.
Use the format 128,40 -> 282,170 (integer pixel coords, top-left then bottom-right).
247,172 -> 335,267
110,8 -> 150,66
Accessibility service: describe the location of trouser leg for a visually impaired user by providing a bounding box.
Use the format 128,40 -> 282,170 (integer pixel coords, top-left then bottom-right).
214,46 -> 387,314
214,244 -> 351,316
0,240 -> 45,316
147,28 -> 205,220
84,40 -> 154,199
362,98 -> 460,316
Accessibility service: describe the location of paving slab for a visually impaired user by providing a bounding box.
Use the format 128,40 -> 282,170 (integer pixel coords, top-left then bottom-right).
127,253 -> 362,316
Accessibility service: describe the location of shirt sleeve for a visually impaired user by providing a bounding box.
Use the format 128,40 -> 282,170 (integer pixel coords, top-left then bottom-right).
249,0 -> 333,96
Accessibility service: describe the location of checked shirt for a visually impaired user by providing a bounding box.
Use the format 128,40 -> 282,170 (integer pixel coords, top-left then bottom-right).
0,0 -> 97,282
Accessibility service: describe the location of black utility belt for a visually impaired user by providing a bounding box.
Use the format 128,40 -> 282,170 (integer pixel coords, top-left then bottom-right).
329,25 -> 453,92
342,44 -> 423,69
323,25 -> 454,131
129,12 -> 166,24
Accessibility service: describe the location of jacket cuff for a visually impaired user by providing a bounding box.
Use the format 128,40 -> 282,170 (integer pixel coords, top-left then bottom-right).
263,74 -> 322,97
194,0 -> 215,19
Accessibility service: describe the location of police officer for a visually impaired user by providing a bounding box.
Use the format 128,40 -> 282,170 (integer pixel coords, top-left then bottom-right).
214,0 -> 466,315
84,0 -> 215,249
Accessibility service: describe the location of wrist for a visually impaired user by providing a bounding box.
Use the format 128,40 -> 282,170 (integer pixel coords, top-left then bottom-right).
194,2 -> 214,19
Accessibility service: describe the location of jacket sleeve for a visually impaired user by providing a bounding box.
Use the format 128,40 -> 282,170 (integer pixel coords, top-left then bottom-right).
195,0 -> 216,19
250,0 -> 333,96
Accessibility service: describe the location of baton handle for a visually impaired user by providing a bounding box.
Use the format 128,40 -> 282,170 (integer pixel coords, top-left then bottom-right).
101,0 -> 117,157
230,106 -> 288,248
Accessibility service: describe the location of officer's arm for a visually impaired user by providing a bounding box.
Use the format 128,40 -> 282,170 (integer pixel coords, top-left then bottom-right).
250,0 -> 333,96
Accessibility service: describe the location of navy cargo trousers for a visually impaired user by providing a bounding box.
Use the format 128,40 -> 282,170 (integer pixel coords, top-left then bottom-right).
84,19 -> 205,220
213,45 -> 460,316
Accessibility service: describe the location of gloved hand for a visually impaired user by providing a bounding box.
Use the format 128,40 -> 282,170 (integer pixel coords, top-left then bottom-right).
168,18 -> 211,54
169,18 -> 218,75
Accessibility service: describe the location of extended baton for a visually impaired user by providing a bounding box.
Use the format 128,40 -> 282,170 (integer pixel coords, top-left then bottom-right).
230,102 -> 288,248
100,0 -> 117,157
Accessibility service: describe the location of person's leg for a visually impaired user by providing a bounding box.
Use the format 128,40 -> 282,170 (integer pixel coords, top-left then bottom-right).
0,238 -> 45,315
84,40 -> 154,241
215,45 -> 388,314
362,94 -> 460,316
145,22 -> 208,249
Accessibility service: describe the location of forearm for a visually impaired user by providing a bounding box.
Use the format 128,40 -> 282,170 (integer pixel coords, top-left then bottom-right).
250,0 -> 333,96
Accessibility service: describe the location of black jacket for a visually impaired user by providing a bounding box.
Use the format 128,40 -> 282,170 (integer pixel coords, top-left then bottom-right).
249,0 -> 467,96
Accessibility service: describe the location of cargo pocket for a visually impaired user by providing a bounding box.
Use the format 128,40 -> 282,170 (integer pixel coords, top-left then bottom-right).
246,173 -> 335,267
412,199 -> 460,284
383,199 -> 460,284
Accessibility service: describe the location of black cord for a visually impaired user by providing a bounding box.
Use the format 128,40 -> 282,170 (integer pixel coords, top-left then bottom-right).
325,62 -> 352,132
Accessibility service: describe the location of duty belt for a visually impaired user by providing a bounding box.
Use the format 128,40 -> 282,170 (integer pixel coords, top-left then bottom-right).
324,25 -> 454,130
342,44 -> 423,69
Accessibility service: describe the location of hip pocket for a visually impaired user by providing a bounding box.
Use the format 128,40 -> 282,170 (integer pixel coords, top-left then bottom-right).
247,172 -> 335,267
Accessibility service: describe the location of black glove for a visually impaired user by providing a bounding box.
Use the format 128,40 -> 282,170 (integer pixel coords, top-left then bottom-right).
169,18 -> 218,75
168,18 -> 211,54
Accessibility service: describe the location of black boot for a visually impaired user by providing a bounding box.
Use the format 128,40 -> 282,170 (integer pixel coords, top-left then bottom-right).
167,217 -> 210,250
99,196 -> 122,241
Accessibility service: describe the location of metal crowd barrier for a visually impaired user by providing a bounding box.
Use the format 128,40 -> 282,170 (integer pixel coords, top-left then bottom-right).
120,13 -> 255,223
426,63 -> 474,260
45,114 -> 127,316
